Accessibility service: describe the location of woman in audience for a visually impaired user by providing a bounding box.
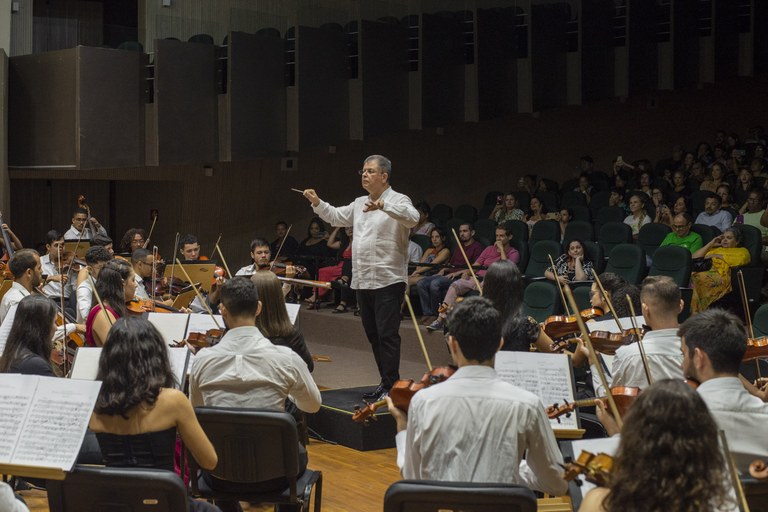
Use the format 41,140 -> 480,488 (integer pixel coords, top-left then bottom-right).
557,208 -> 572,241
89,317 -> 219,512
297,217 -> 332,302
544,239 -> 594,284
0,295 -> 58,376
314,226 -> 352,304
251,272 -> 314,369
733,167 -> 755,205
700,162 -> 726,192
580,380 -> 734,512
608,188 -> 629,215
623,193 -> 650,240
410,201 -> 435,236
680,151 -> 696,174
671,169 -> 693,198
690,225 -> 750,313
716,184 -> 739,219
489,193 -> 524,223
638,171 -> 652,196
651,188 -> 671,224
86,259 -> 136,347
525,196 -> 548,230
409,227 -> 450,285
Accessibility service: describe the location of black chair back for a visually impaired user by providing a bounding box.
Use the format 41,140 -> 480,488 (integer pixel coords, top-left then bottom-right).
383,480 -> 537,512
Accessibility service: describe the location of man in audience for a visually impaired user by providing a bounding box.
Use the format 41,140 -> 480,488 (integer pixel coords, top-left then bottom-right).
64,206 -> 107,240
680,308 -> 768,472
695,193 -> 732,233
0,249 -> 42,324
588,276 -> 684,396
415,222 -> 484,325
659,213 -> 703,254
427,225 -> 519,332
387,297 -> 567,495
269,221 -> 299,262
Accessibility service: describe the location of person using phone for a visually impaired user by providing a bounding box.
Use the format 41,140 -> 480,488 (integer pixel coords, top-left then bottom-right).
489,193 -> 524,223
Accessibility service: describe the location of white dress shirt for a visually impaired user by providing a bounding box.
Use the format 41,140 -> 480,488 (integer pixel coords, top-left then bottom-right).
0,482 -> 29,512
408,241 -> 423,264
189,325 -> 321,413
75,279 -> 93,323
312,186 -> 419,290
40,254 -> 73,299
64,224 -> 107,241
395,365 -> 568,496
697,376 -> 768,474
593,328 -> 684,395
134,272 -> 149,300
0,282 -> 30,324
235,264 -> 257,277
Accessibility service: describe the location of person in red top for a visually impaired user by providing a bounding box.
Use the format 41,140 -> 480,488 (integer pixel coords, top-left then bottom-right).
427,225 -> 520,332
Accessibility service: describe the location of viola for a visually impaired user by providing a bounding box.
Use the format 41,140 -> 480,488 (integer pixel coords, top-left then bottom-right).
562,450 -> 614,487
542,308 -> 605,340
743,337 -> 768,361
586,327 -> 644,356
546,386 -> 641,422
171,328 -> 225,352
352,366 -> 456,424
54,312 -> 85,367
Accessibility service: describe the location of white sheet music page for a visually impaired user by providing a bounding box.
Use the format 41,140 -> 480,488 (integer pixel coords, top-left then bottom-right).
186,314 -> 224,336
167,346 -> 190,389
0,304 -> 18,355
148,313 -> 190,346
286,303 -> 300,326
0,374 -> 37,463
494,351 -> 578,430
69,347 -> 102,380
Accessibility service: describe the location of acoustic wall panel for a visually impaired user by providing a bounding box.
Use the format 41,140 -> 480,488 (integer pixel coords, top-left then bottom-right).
530,3 -> 570,111
421,13 -> 464,128
672,0 -> 700,90
476,7 -> 519,120
154,39 -> 217,166
581,0 -> 615,102
627,0 -> 659,95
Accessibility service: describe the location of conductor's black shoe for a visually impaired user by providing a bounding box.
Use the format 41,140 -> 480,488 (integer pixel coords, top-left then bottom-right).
362,383 -> 386,401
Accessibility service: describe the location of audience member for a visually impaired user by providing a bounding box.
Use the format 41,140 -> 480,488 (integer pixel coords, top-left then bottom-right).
700,162 -> 726,192
270,221 -> 299,262
690,226 -> 750,313
659,213 -> 703,254
411,201 -> 436,236
695,193 -> 733,233
623,193 -> 650,240
544,239 -> 594,284
525,196 -> 548,230
489,193 -> 524,223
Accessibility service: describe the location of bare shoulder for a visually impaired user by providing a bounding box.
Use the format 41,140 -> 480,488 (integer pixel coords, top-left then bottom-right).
580,487 -> 609,512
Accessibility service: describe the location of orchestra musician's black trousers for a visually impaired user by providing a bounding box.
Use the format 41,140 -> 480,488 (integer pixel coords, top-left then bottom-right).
356,282 -> 405,389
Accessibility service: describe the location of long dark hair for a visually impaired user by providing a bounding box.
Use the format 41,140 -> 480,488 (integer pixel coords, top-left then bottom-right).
483,260 -> 524,319
0,295 -> 57,373
94,317 -> 175,418
251,271 -> 295,338
92,259 -> 131,317
605,380 -> 732,512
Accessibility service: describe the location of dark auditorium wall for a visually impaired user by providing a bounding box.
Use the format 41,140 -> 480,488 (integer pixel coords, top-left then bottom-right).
10,75 -> 768,270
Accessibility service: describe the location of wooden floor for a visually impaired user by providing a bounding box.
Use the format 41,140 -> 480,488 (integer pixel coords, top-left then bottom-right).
21,441 -> 402,512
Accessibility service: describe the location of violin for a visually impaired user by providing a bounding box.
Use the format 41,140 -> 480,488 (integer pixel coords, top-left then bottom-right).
546,386 -> 641,422
743,337 -> 768,361
126,298 -> 180,314
269,261 -> 307,277
543,308 -> 605,340
53,312 -> 85,368
352,366 -> 456,424
170,328 -> 225,352
562,450 -> 614,487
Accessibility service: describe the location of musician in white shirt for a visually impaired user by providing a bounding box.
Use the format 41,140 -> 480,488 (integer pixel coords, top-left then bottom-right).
64,207 -> 107,241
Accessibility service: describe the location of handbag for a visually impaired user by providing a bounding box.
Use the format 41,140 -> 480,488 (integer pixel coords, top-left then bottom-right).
692,257 -> 713,272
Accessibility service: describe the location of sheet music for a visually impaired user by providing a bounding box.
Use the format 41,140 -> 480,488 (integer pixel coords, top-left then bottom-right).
12,377 -> 101,471
186,314 -> 224,336
69,347 -> 102,380
148,313 -> 190,346
495,351 -> 578,430
588,315 -> 645,333
167,346 -> 190,389
0,374 -> 37,462
0,304 -> 18,355
286,303 -> 300,326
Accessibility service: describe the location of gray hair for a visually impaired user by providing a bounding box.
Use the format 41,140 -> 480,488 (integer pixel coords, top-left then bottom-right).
364,155 -> 392,178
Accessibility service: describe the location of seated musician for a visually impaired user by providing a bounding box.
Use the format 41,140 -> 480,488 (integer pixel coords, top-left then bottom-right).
583,276 -> 684,396
118,228 -> 148,256
679,308 -> 768,473
387,296 -> 567,495
176,234 -> 221,313
131,248 -> 154,300
586,272 -> 627,323
0,221 -> 23,258
426,225 -> 519,332
64,207 -> 107,240
0,295 -> 59,376
582,380 -> 736,512
179,233 -> 202,261
0,249 -> 43,324
86,259 -> 137,346
234,238 -> 272,276
269,221 -> 299,262
40,230 -> 75,303
75,246 -> 112,323
189,277 -> 320,512
90,233 -> 115,257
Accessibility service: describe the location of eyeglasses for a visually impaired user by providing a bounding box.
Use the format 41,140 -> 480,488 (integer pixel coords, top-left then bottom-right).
358,169 -> 380,176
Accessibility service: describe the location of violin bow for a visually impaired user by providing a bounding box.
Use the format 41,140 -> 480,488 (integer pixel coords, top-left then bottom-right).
168,232 -> 180,299
151,246 -> 160,310
209,233 -> 222,260
215,243 -> 234,279
56,245 -> 69,375
564,284 -> 624,429
174,258 -> 221,330
720,430 -> 751,512
87,271 -> 113,327
276,276 -> 332,289
451,228 -> 482,294
404,293 -> 433,371
270,224 -> 293,272
593,273 -> 625,334
143,211 -> 158,249
548,254 -> 571,316
737,270 -> 760,380
625,294 -> 652,386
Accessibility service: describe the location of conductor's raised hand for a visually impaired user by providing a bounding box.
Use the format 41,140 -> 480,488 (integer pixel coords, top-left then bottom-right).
303,189 -> 321,207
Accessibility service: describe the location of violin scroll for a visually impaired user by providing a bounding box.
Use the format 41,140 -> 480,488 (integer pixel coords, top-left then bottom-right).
750,459 -> 768,480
